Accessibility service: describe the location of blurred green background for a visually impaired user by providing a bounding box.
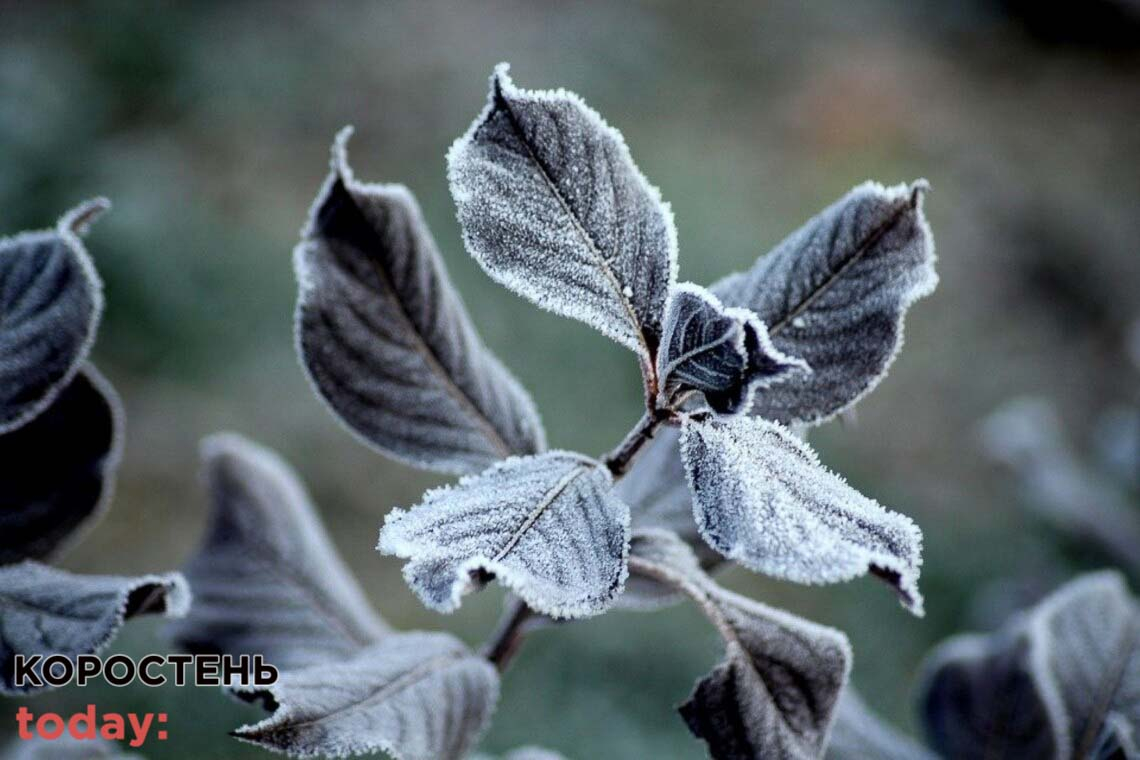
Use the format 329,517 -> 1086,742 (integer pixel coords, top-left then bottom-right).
2,1 -> 1138,757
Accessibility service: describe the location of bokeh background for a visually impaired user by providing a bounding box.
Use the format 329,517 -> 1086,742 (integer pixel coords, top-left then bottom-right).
2,1 -> 1138,757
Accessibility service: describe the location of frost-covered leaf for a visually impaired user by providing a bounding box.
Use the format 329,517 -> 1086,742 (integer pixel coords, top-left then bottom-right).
379,451 -> 630,619
447,64 -> 677,368
0,365 -> 122,564
231,632 -> 498,760
657,283 -> 805,415
0,561 -> 189,694
169,433 -> 389,670
296,129 -> 545,475
919,571 -> 1140,760
0,199 -> 108,434
680,414 -> 924,613
919,630 -> 1058,758
625,531 -> 850,759
617,528 -> 702,611
1027,571 -> 1140,758
825,688 -> 936,760
713,181 -> 936,426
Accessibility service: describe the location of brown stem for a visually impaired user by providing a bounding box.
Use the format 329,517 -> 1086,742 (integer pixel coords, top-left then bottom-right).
482,597 -> 535,672
602,409 -> 668,478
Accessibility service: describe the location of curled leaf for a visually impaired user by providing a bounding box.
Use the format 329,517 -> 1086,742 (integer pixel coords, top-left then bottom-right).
169,433 -> 389,670
447,63 -> 677,369
0,365 -> 122,564
379,451 -> 630,619
0,199 -> 108,433
713,181 -> 936,426
232,632 -> 498,760
627,531 -> 851,760
656,283 -> 805,415
296,129 -> 545,475
680,414 -> 924,614
0,561 -> 189,694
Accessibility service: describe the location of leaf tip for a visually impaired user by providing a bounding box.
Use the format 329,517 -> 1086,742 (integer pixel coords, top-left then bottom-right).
59,197 -> 111,238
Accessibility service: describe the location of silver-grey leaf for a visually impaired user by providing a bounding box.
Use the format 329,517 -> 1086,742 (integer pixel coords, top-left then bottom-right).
0,199 -> 108,434
919,630 -> 1059,759
713,181 -> 936,426
231,631 -> 498,760
616,528 -> 702,611
296,128 -> 546,475
680,414 -> 924,614
0,365 -> 122,564
825,688 -> 937,760
656,283 -> 806,415
1027,571 -> 1140,759
447,63 -> 678,368
378,451 -> 630,619
0,560 -> 189,695
626,532 -> 851,760
169,433 -> 389,670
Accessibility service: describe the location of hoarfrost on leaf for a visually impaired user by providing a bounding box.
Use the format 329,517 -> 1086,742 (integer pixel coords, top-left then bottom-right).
0,561 -> 189,694
378,451 -> 630,619
0,199 -> 108,434
296,128 -> 546,476
169,433 -> 389,670
656,283 -> 806,415
625,530 -> 851,760
680,414 -> 924,614
231,632 -> 498,760
0,365 -> 122,565
713,181 -> 936,426
447,63 -> 677,370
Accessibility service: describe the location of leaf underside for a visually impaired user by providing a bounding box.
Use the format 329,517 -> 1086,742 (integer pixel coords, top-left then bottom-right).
379,451 -> 630,619
0,365 -> 122,564
296,129 -> 545,475
231,632 -> 499,760
713,180 -> 936,426
0,561 -> 188,695
169,433 -> 389,670
0,199 -> 107,434
680,414 -> 924,614
447,63 -> 677,365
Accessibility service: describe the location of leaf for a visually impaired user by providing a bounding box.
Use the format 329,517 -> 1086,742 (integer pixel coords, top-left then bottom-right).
680,414 -> 924,614
825,688 -> 937,760
231,631 -> 499,760
0,365 -> 122,565
0,199 -> 108,434
656,283 -> 806,415
296,128 -> 546,475
712,181 -> 936,426
0,560 -> 189,695
379,451 -> 630,619
169,433 -> 389,670
447,63 -> 677,368
919,631 -> 1059,759
5,735 -> 143,759
1027,571 -> 1140,758
471,748 -> 568,760
626,530 -> 851,760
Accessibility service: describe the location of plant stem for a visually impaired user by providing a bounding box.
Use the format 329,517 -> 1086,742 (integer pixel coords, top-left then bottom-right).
482,597 -> 534,672
602,409 -> 667,478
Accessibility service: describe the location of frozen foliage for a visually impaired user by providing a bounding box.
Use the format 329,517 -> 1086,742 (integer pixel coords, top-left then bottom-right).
627,530 -> 851,760
656,283 -> 805,415
681,414 -> 924,613
0,561 -> 189,695
169,433 -> 389,670
232,632 -> 498,760
920,571 -> 1140,759
825,688 -> 936,760
0,365 -> 122,564
981,397 -> 1140,575
713,181 -> 936,426
447,64 -> 677,370
0,199 -> 107,433
172,434 -> 501,760
379,452 -> 630,618
296,129 -> 545,475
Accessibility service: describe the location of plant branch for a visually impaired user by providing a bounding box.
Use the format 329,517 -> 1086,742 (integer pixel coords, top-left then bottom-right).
603,408 -> 668,478
481,596 -> 536,672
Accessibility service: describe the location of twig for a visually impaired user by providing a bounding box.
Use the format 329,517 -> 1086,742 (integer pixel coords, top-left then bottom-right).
482,597 -> 535,672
